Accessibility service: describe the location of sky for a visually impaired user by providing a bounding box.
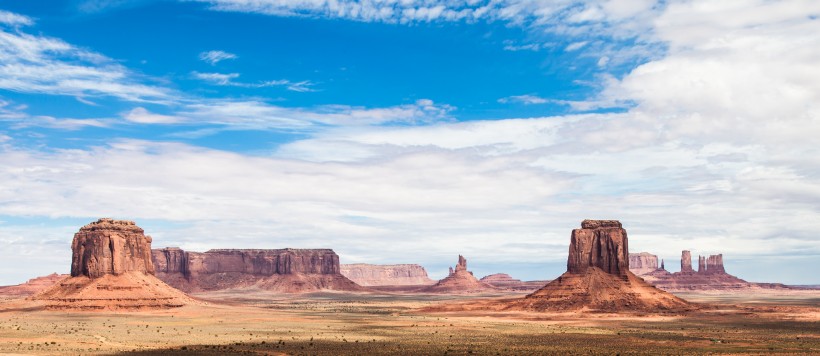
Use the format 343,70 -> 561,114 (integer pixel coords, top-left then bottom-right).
0,0 -> 819,285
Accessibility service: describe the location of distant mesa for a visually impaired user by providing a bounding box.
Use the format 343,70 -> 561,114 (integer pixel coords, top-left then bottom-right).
340,264 -> 434,286
504,219 -> 691,312
479,273 -> 549,291
628,252 -> 658,276
32,218 -> 195,310
418,255 -> 497,293
0,273 -> 68,298
152,247 -> 365,293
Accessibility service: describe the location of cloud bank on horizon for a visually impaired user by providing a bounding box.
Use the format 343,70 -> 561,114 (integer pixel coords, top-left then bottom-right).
0,1 -> 819,284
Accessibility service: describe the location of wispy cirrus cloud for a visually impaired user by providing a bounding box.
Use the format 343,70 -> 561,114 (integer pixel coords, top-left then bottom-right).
198,50 -> 237,65
0,10 -> 33,26
191,71 -> 316,92
0,16 -> 173,103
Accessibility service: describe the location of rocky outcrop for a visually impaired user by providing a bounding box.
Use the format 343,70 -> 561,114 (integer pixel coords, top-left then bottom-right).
33,219 -> 194,310
70,218 -> 155,278
506,220 -> 692,312
628,252 -> 658,276
479,274 -> 548,291
151,248 -> 363,293
680,250 -> 694,273
567,219 -> 629,276
340,264 -> 434,286
419,255 -> 496,293
705,254 -> 726,274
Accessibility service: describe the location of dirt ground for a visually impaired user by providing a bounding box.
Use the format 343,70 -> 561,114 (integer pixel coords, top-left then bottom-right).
0,289 -> 818,355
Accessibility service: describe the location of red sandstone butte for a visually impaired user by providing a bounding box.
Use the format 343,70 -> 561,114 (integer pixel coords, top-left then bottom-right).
506,220 -> 691,312
419,255 -> 496,293
32,218 -> 194,310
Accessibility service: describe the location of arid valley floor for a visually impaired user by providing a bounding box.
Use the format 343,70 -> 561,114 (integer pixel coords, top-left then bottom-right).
1,289 -> 819,355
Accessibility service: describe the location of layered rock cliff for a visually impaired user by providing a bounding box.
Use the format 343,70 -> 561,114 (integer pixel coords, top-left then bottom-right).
628,252 -> 658,275
340,264 -> 434,286
567,219 -> 629,276
151,248 -> 362,293
71,218 -> 155,278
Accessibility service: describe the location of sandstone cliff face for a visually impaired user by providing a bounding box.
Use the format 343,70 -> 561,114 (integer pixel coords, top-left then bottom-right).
628,252 -> 658,276
70,218 -> 155,278
567,219 -> 629,276
340,264 -> 434,286
151,248 -> 362,293
680,250 -> 694,273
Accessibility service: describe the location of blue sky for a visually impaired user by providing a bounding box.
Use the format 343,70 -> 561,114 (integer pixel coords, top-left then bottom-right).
1,0 -> 819,285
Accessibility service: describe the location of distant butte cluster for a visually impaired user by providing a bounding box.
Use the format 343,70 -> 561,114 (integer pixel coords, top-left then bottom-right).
629,250 -> 792,291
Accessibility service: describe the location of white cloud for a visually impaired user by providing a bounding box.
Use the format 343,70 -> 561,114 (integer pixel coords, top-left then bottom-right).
198,50 -> 237,65
498,94 -> 548,105
0,10 -> 33,27
192,71 -> 316,92
0,16 -> 173,103
122,107 -> 184,124
176,98 -> 453,131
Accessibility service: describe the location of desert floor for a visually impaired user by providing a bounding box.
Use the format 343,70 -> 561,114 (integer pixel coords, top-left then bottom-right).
0,290 -> 818,355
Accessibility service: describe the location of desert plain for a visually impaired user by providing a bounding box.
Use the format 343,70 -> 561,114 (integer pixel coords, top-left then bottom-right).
1,288 -> 819,355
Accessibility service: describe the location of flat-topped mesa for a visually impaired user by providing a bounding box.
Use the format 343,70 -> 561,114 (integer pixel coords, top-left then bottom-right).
197,249 -> 340,275
340,264 -> 434,286
150,248 -> 360,293
71,218 -> 155,278
680,250 -> 695,273
567,219 -> 629,276
628,252 -> 658,275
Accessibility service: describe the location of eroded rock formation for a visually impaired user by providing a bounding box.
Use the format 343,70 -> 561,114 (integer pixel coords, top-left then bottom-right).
33,219 -> 194,310
71,218 -> 155,278
567,219 -> 629,276
419,255 -> 496,293
640,251 -> 776,291
506,220 -> 691,312
340,264 -> 434,286
628,252 -> 659,276
151,248 -> 363,293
